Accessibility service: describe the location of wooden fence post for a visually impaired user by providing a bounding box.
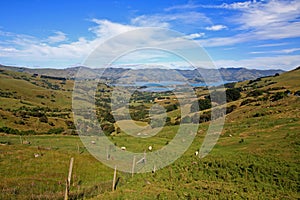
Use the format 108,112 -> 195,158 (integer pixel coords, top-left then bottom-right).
64,157 -> 74,200
106,146 -> 109,160
131,156 -> 136,177
19,136 -> 22,144
112,165 -> 117,191
153,165 -> 156,173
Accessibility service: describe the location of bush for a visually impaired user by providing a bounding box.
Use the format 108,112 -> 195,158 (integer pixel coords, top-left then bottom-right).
226,88 -> 241,102
47,127 -> 64,134
240,99 -> 256,106
190,99 -> 211,113
253,112 -> 265,117
0,126 -> 20,134
101,123 -> 115,135
208,88 -> 241,104
226,105 -> 237,114
247,90 -> 263,97
165,104 -> 178,112
271,92 -> 287,101
36,95 -> 45,98
199,112 -> 211,123
224,82 -> 236,88
65,120 -> 75,129
39,115 -> 48,123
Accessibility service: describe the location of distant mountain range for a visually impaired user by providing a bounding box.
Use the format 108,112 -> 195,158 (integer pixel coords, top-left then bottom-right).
0,64 -> 284,83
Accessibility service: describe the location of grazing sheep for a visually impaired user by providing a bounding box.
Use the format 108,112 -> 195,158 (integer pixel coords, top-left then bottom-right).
22,140 -> 31,145
91,141 -> 96,144
34,153 -> 40,158
121,146 -> 126,151
148,146 -> 152,151
195,151 -> 199,156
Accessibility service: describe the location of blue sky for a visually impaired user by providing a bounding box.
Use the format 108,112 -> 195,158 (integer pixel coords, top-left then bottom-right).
0,0 -> 299,70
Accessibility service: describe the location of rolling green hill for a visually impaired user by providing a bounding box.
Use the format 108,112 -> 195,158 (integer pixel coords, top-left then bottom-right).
0,66 -> 299,199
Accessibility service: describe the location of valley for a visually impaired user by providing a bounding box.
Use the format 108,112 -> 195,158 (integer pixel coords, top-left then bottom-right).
0,65 -> 299,199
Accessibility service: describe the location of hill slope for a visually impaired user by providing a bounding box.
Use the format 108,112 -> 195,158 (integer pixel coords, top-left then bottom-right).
0,66 -> 299,199
0,64 -> 284,82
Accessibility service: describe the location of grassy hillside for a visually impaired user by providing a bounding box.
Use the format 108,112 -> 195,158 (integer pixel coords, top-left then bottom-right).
0,67 -> 299,199
0,69 -> 73,134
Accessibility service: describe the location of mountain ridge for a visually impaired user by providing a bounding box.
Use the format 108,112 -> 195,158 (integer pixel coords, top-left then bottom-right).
0,64 -> 285,82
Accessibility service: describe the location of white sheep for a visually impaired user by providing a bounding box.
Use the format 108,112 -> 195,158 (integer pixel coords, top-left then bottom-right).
121,146 -> 126,151
148,146 -> 152,151
195,151 -> 199,156
34,153 -> 40,158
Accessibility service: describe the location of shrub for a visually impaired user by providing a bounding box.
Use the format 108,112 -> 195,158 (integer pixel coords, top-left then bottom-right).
270,92 -> 287,101
247,90 -> 263,97
65,120 -> 75,129
224,82 -> 236,88
226,88 -> 241,102
47,127 -> 64,134
226,105 -> 237,114
101,123 -> 115,135
190,99 -> 211,113
0,126 -> 20,134
36,95 -> 45,98
253,112 -> 265,117
208,88 -> 241,104
240,99 -> 256,106
39,115 -> 48,123
199,112 -> 211,123
165,104 -> 178,112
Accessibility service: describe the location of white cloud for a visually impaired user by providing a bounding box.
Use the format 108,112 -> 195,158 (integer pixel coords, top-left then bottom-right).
233,0 -> 300,30
250,48 -> 300,54
214,54 -> 300,70
254,42 -> 289,48
89,19 -> 137,38
164,3 -> 201,11
197,32 -> 253,47
205,25 -> 227,31
183,32 -> 205,39
220,1 -> 253,9
195,0 -> 300,46
131,12 -> 211,28
46,31 -> 67,44
279,48 -> 300,54
131,15 -> 170,28
0,20 -> 207,68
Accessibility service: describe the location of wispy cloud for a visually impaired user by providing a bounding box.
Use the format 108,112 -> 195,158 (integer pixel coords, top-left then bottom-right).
196,0 -> 300,46
202,1 -> 254,10
254,42 -> 289,48
250,48 -> 300,54
232,0 -> 300,29
183,32 -> 205,39
205,25 -> 227,31
214,54 -> 300,70
46,31 -> 67,44
89,19 -> 137,38
164,2 -> 201,11
131,12 -> 211,28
